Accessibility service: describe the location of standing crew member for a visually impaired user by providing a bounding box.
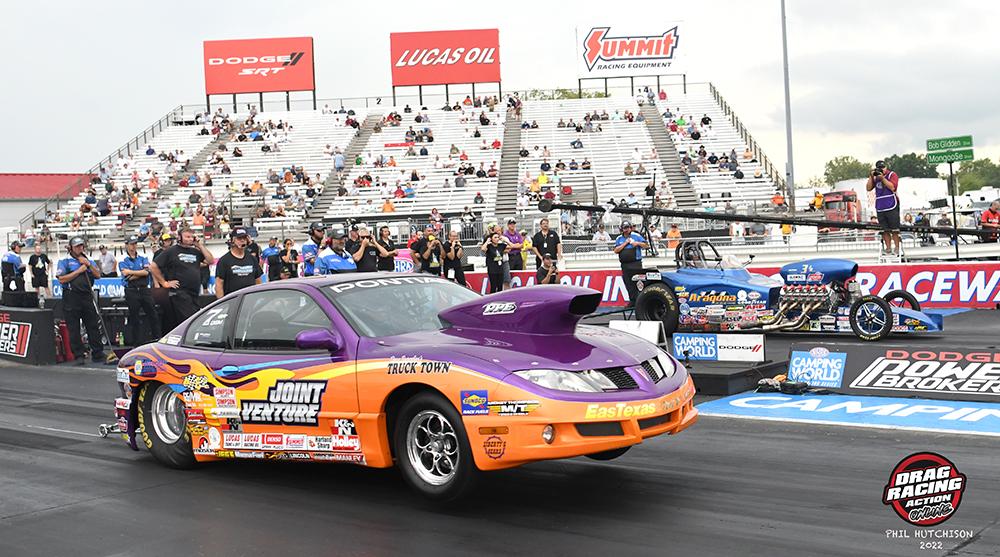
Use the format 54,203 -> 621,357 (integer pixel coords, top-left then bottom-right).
443,230 -> 467,286
215,228 -> 263,298
302,222 -> 326,276
531,218 -> 562,269
866,159 -> 900,255
119,235 -> 160,345
613,221 -> 649,308
260,236 -> 281,280
412,225 -> 444,275
1,241 -> 26,292
982,200 -> 1000,243
56,237 -> 105,364
536,253 -> 559,284
374,226 -> 399,271
150,228 -> 214,325
502,218 -> 524,271
97,245 -> 117,277
316,231 -> 357,273
482,231 -> 507,293
28,244 -> 51,298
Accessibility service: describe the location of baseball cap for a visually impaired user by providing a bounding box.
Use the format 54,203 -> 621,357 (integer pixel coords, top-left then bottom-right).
507,218 -> 516,224
9,240 -> 23,249
620,220 -> 633,229
125,235 -> 139,244
270,236 -> 279,240
161,233 -> 174,241
875,160 -> 886,169
330,230 -> 347,239
542,253 -> 553,260
309,222 -> 326,232
69,236 -> 86,247
230,227 -> 249,238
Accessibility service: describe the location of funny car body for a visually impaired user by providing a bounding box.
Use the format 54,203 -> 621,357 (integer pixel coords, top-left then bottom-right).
633,240 -> 942,342
112,273 -> 697,500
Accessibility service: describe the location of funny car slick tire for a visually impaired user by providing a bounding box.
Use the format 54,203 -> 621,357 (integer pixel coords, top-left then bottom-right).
882,289 -> 920,312
849,294 -> 894,342
584,446 -> 631,461
394,392 -> 477,501
137,382 -> 197,469
634,283 -> 680,334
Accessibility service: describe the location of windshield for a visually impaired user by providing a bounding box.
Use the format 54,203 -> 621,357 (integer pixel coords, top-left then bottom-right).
326,277 -> 480,337
825,201 -> 847,210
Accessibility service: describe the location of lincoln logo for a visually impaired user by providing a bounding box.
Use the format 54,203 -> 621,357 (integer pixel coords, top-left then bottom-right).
583,27 -> 680,70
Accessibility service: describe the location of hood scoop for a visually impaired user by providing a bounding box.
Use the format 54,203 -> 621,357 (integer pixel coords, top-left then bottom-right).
438,285 -> 601,335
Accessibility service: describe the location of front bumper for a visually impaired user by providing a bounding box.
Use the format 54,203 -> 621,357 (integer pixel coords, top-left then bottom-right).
466,376 -> 698,471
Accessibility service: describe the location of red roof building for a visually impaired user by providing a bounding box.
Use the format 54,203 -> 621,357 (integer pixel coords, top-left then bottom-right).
0,174 -> 92,201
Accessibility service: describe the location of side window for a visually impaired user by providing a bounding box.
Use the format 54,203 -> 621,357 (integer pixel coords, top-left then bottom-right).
183,300 -> 235,348
233,290 -> 332,350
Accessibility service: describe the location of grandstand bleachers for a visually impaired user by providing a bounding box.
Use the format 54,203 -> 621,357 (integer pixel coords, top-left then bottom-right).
513,97 -> 676,225
662,91 -> 779,210
322,106 -> 503,226
142,109 -> 363,240
40,124 -> 214,241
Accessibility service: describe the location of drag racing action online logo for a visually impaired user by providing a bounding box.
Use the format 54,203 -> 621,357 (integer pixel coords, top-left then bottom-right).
883,452 -> 966,526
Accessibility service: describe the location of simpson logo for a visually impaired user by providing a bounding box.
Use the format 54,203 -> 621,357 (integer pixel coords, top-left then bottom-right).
788,347 -> 848,388
483,302 -> 517,315
582,26 -> 680,71
883,452 -> 966,526
487,400 -> 540,416
214,387 -> 237,408
850,350 -> 1000,397
585,402 -> 657,420
241,380 -> 327,425
461,390 -> 489,415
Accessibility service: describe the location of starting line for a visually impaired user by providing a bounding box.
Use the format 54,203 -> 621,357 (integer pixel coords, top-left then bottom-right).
697,392 -> 1000,437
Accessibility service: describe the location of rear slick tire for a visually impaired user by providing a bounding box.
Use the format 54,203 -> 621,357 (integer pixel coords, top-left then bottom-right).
634,283 -> 680,334
137,382 -> 197,469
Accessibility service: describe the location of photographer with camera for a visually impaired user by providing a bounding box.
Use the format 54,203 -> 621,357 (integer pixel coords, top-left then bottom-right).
866,159 -> 901,255
412,224 -> 444,275
347,224 -> 379,272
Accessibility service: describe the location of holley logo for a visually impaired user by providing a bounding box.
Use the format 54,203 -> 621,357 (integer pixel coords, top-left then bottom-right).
583,26 -> 680,71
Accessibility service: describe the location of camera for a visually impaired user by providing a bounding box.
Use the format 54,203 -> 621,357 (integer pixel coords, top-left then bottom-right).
872,168 -> 882,177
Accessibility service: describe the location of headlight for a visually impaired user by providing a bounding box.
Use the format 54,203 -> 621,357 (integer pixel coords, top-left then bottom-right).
656,349 -> 677,379
513,369 -> 602,392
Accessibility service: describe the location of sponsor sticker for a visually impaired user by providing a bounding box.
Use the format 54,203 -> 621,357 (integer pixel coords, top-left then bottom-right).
672,333 -> 717,361
214,387 -> 237,408
241,380 -> 326,425
585,402 -> 657,420
313,452 -> 366,464
482,302 -> 517,315
461,390 -> 489,415
788,347 -> 848,388
883,452 -> 966,527
262,433 -> 284,450
483,435 -> 506,459
849,349 -> 1000,398
116,368 -> 130,383
487,400 -> 540,416
234,450 -> 265,459
284,434 -> 307,450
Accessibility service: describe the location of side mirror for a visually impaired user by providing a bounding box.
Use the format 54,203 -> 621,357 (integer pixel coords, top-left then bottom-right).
295,329 -> 343,352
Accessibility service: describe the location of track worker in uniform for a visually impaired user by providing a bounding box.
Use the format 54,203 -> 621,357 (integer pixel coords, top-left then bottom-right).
1,241 -> 26,292
56,236 -> 106,364
316,231 -> 358,274
215,228 -> 263,298
302,222 -> 326,277
150,228 -> 214,324
119,235 -> 160,345
866,159 -> 900,255
613,221 -> 649,308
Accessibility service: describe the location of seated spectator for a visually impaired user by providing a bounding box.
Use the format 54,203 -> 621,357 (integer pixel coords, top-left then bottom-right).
491,138 -> 501,149
521,121 -> 530,130
519,147 -> 529,157
487,164 -> 498,178
771,192 -> 786,208
570,138 -> 584,149
419,145 -> 428,156
530,120 -> 539,129
476,164 -> 487,178
455,175 -> 467,188
636,163 -> 647,175
624,162 -> 634,176
754,167 -> 763,179
473,192 -> 484,204
541,160 -> 552,172
581,159 -> 592,170
403,185 -> 415,198
743,148 -> 753,160
459,151 -> 469,161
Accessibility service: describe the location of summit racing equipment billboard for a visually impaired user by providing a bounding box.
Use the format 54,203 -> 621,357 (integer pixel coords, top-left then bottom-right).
203,37 -> 315,95
390,29 -> 500,86
576,24 -> 682,78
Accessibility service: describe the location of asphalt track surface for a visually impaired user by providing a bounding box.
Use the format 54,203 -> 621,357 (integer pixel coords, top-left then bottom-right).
1,313 -> 999,556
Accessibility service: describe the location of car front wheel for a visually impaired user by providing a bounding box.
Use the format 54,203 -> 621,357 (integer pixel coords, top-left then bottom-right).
394,392 -> 477,501
137,382 -> 197,469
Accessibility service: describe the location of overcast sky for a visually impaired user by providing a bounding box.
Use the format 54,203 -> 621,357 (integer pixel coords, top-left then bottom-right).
2,0 -> 997,184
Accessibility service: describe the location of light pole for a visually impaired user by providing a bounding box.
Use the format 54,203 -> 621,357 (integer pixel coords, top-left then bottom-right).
780,0 -> 796,212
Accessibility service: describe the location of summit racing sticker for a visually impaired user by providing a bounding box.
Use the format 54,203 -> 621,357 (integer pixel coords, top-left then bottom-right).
883,452 -> 966,526
241,380 -> 326,425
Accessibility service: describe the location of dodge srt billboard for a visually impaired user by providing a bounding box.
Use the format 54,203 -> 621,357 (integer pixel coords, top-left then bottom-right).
390,29 -> 500,87
203,37 -> 315,95
576,24 -> 682,78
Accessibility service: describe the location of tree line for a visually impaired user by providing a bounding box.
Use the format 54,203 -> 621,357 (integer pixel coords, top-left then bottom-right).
816,153 -> 999,194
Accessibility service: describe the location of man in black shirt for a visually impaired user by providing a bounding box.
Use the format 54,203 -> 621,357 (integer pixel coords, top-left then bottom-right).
215,228 -> 263,298
150,228 -> 214,325
531,218 -> 562,269
27,244 -> 51,298
348,225 -> 380,272
412,225 -> 443,275
536,254 -> 559,284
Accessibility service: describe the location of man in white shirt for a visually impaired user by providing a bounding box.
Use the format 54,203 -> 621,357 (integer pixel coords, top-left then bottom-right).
592,224 -> 611,243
